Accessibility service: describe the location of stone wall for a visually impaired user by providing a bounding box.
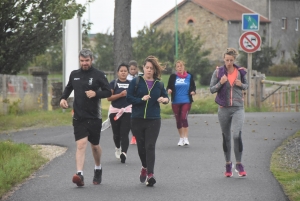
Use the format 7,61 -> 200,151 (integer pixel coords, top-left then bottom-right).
154,1 -> 228,62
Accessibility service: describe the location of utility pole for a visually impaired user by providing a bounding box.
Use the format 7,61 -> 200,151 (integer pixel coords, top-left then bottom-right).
175,0 -> 178,61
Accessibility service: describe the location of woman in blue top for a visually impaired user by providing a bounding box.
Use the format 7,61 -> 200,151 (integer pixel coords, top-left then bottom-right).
167,60 -> 196,146
107,63 -> 131,163
126,56 -> 169,187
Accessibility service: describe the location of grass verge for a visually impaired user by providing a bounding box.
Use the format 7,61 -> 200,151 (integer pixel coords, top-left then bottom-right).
0,140 -> 48,199
270,131 -> 300,201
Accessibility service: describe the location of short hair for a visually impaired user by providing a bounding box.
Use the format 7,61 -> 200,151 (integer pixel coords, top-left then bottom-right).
79,49 -> 93,59
224,48 -> 239,59
117,63 -> 129,72
128,60 -> 138,67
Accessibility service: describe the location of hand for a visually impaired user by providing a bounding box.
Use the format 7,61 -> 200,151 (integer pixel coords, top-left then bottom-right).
157,97 -> 168,104
120,90 -> 127,97
85,90 -> 96,98
167,89 -> 172,94
142,94 -> 151,101
190,91 -> 195,95
60,99 -> 68,109
220,75 -> 227,84
234,79 -> 242,86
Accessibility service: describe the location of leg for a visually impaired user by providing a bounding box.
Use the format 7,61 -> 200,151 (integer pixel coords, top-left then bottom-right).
90,143 -> 102,166
180,103 -> 191,145
218,107 -> 233,163
232,107 -> 245,163
131,118 -> 147,168
75,137 -> 88,171
119,113 -> 131,163
172,104 -> 184,138
109,113 -> 121,149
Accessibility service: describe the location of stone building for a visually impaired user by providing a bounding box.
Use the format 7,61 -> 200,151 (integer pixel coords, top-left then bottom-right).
151,0 -> 299,64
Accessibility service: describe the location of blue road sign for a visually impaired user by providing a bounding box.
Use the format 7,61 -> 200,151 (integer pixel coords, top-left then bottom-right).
242,13 -> 259,31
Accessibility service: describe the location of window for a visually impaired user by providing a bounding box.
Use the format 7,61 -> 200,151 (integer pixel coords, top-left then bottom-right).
187,19 -> 194,26
282,17 -> 287,29
296,18 -> 299,31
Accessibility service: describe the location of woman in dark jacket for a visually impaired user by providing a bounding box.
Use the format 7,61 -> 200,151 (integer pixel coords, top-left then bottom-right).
126,55 -> 169,187
167,60 -> 196,146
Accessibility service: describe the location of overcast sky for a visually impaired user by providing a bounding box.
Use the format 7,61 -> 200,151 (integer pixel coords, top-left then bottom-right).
76,0 -> 184,37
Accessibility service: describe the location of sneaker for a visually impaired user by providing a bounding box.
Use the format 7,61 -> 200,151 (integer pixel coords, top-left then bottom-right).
93,169 -> 102,185
183,138 -> 190,145
235,163 -> 247,177
72,172 -> 84,187
177,138 -> 184,146
224,162 -> 233,177
130,136 -> 137,144
140,167 -> 147,183
146,173 -> 156,187
120,152 -> 127,163
115,147 -> 121,159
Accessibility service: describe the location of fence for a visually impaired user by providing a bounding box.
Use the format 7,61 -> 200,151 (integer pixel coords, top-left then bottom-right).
0,74 -> 43,115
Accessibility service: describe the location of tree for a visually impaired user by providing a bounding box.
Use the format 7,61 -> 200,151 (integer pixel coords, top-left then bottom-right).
238,37 -> 277,74
292,40 -> 300,74
93,32 -> 114,71
114,0 -> 132,76
0,0 -> 87,74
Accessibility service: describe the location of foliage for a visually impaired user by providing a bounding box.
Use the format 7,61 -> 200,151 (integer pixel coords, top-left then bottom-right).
268,61 -> 298,77
0,140 -> 47,198
0,0 -> 89,74
93,32 -> 114,71
238,37 -> 278,74
292,40 -> 300,74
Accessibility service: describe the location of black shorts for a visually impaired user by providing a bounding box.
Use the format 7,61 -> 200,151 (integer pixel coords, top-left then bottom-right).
73,118 -> 102,145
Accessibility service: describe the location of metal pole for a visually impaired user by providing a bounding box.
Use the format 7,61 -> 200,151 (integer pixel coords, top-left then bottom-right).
175,0 -> 178,61
247,53 -> 252,107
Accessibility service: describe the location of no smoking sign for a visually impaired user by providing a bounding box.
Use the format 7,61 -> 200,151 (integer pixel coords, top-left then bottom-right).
239,31 -> 261,53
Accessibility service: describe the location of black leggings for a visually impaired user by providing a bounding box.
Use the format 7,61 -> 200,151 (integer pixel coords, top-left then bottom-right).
131,118 -> 161,174
109,113 -> 131,153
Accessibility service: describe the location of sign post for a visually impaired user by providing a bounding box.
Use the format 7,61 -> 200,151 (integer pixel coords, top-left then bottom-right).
242,13 -> 259,31
239,31 -> 261,107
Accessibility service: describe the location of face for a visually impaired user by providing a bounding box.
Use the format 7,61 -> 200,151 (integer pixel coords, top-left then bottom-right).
143,61 -> 155,79
129,65 -> 138,76
223,54 -> 235,68
176,62 -> 185,74
79,56 -> 93,70
117,66 -> 129,80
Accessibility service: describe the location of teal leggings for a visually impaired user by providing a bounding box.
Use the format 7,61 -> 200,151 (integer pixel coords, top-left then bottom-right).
218,106 -> 244,163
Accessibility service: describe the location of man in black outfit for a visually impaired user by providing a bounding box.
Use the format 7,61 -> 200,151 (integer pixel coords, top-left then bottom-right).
60,49 -> 111,187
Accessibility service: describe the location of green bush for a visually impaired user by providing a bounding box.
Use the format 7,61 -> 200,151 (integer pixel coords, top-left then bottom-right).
268,61 -> 298,77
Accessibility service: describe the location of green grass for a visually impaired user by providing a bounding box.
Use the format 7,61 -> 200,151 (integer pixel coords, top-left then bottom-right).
271,131 -> 300,201
0,140 -> 47,198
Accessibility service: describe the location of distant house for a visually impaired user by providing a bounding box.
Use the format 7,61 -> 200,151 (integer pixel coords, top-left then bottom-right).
151,0 -> 299,64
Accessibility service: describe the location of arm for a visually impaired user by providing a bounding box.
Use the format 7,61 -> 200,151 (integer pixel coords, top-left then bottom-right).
166,74 -> 174,94
107,89 -> 127,101
190,74 -> 196,95
126,77 -> 145,105
210,70 -> 223,94
60,73 -> 73,108
157,82 -> 169,104
95,72 -> 112,99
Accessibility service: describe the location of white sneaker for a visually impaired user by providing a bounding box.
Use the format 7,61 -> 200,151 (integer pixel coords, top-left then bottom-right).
178,138 -> 184,146
115,148 -> 121,159
183,138 -> 189,145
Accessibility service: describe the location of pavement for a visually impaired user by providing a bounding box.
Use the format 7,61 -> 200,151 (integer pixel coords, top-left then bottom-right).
1,112 -> 300,201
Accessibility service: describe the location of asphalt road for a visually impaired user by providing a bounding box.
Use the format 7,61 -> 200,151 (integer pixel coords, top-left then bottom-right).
1,112 -> 299,201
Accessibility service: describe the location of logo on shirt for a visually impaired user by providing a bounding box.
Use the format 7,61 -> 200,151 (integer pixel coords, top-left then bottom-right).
176,78 -> 186,84
117,83 -> 129,88
89,78 -> 93,85
74,78 -> 80,80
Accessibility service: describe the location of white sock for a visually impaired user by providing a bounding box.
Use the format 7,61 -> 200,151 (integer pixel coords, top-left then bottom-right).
95,164 -> 101,170
180,138 -> 184,140
77,170 -> 83,175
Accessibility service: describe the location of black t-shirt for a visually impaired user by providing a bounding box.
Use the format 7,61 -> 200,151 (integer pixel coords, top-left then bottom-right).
109,79 -> 131,109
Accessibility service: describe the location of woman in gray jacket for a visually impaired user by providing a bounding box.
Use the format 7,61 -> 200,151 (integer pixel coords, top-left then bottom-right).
210,48 -> 248,178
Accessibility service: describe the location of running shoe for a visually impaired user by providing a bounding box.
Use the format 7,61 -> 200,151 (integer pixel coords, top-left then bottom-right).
140,167 -> 147,183
115,147 -> 121,159
146,173 -> 156,187
224,162 -> 233,177
183,138 -> 190,145
130,136 -> 137,144
177,138 -> 184,146
72,172 -> 84,187
93,169 -> 102,184
235,163 -> 247,177
120,152 -> 127,163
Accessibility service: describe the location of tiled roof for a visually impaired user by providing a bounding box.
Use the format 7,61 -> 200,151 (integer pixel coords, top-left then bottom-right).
152,0 -> 270,26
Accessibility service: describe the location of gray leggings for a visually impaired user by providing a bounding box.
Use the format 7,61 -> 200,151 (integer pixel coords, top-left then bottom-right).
218,106 -> 244,163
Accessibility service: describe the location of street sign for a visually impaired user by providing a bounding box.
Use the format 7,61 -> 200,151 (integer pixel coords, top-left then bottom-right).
242,13 -> 260,31
239,31 -> 261,53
